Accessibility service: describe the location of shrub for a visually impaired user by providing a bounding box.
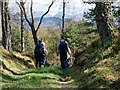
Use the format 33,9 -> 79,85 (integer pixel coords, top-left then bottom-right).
65,19 -> 98,53
11,26 -> 34,53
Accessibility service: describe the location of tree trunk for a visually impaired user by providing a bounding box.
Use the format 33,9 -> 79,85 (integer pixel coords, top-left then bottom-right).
7,2 -> 12,52
62,0 -> 65,36
5,1 -> 12,51
95,2 -> 115,46
1,1 -> 12,52
20,7 -> 24,52
1,1 -> 6,48
31,26 -> 38,45
18,0 -> 55,45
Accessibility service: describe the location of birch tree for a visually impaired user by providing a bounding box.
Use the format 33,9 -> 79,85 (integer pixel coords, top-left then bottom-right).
16,0 -> 56,45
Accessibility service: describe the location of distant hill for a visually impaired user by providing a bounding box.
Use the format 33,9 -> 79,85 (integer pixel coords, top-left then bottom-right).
31,17 -> 62,29
20,17 -> 68,30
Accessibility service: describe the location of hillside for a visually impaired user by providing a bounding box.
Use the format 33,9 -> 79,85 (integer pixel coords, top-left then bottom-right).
1,0 -> 120,89
75,37 -> 120,88
1,46 -> 78,88
17,17 -> 65,29
1,35 -> 120,89
1,46 -> 35,71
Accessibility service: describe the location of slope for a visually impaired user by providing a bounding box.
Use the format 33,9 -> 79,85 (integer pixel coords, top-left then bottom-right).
0,30 -> 120,89
74,36 -> 120,89
0,46 -> 78,88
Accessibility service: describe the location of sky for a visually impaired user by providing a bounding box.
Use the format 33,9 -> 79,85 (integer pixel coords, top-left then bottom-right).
9,0 -> 95,20
9,0 -> 120,20
32,0 -> 95,16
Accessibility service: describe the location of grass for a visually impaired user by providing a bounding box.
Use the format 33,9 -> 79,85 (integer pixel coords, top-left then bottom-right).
74,36 -> 120,89
0,44 -> 77,88
1,66 -> 78,88
1,51 -> 120,89
1,33 -> 120,89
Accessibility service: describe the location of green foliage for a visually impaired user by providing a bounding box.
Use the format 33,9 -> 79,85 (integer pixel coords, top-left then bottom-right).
74,36 -> 120,88
83,8 -> 96,25
65,19 -> 79,50
65,19 -> 98,52
112,36 -> 120,52
45,29 -> 60,65
75,35 -> 120,66
24,29 -> 34,53
112,6 -> 120,22
11,26 -> 34,53
11,27 -> 21,52
84,5 -> 120,25
37,29 -> 61,66
1,35 -> 120,88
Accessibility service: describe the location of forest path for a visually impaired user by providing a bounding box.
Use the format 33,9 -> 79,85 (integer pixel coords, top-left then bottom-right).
2,66 -> 79,88
1,45 -> 79,88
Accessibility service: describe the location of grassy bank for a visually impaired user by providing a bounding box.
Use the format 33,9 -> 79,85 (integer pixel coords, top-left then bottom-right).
1,35 -> 120,89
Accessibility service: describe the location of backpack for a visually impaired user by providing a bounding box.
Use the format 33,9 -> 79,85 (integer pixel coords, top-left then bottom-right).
59,41 -> 68,59
35,44 -> 43,54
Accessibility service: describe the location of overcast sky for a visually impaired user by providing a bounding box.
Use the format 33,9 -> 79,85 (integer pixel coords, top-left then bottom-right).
9,0 -> 120,20
32,0 -> 95,16
9,0 -> 95,19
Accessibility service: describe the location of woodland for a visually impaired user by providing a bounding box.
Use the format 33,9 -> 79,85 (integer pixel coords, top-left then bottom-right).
0,0 -> 120,89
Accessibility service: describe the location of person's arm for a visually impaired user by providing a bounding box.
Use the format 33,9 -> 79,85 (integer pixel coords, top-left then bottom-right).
66,42 -> 71,56
44,47 -> 48,56
68,48 -> 71,56
43,46 -> 48,56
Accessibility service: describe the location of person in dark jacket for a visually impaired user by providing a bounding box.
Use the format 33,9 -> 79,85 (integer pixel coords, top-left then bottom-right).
57,36 -> 70,69
34,40 -> 44,68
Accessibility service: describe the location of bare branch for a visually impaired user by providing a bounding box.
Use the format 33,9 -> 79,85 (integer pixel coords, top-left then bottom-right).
31,0 -> 34,25
16,1 -> 23,11
23,0 -> 27,4
16,0 -> 32,26
36,0 -> 56,32
21,1 -> 32,27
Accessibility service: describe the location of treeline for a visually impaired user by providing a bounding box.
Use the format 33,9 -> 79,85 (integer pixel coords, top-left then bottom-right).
1,0 -> 120,56
1,0 -> 56,53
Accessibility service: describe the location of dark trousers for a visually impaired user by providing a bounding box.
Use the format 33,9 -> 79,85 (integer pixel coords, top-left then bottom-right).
60,60 -> 66,69
60,52 -> 67,69
60,59 -> 70,69
60,51 -> 67,69
35,53 -> 46,67
35,53 -> 40,67
40,54 -> 46,65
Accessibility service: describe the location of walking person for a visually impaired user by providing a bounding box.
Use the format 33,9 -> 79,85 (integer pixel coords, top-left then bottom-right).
34,40 -> 44,68
57,36 -> 70,69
